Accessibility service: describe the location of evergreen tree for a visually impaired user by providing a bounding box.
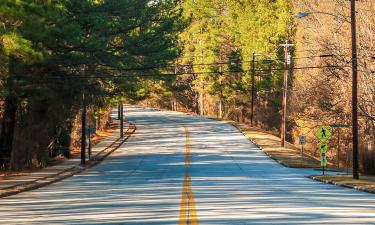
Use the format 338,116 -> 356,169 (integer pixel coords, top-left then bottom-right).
178,0 -> 293,126
0,0 -> 185,169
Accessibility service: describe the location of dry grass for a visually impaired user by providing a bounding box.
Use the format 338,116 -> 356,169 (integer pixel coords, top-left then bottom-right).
314,174 -> 375,193
233,122 -> 323,168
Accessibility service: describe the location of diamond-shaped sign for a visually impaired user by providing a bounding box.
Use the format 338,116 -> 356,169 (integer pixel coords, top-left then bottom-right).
315,126 -> 332,142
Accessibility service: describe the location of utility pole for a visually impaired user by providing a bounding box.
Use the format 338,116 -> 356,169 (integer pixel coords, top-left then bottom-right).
120,103 -> 124,138
351,0 -> 359,179
193,72 -> 199,115
280,41 -> 293,147
250,53 -> 256,127
81,93 -> 87,165
199,27 -> 205,116
172,60 -> 178,111
200,50 -> 205,116
219,55 -> 223,119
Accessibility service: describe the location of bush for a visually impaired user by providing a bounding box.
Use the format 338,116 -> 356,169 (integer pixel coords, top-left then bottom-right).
49,126 -> 72,159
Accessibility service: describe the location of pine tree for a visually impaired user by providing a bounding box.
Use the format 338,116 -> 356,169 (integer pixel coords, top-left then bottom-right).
177,0 -> 293,125
0,0 -> 185,169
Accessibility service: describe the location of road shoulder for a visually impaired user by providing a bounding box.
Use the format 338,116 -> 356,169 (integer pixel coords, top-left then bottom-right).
231,122 -> 321,168
312,174 -> 375,194
231,121 -> 375,195
0,121 -> 136,198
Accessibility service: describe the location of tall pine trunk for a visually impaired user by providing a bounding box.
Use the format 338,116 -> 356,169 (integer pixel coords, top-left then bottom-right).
0,95 -> 17,164
0,57 -> 18,166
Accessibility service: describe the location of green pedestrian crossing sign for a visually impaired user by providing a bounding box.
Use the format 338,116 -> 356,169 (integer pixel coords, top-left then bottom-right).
315,126 -> 332,142
319,143 -> 328,167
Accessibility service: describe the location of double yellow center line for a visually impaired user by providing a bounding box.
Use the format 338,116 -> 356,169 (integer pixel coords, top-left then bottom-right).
178,127 -> 198,225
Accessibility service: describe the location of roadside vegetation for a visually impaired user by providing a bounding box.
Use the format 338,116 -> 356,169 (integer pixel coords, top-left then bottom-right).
142,0 -> 375,176
0,0 -> 184,170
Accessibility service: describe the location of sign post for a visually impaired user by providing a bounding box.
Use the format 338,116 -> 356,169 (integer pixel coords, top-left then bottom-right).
299,135 -> 306,159
87,123 -> 95,160
315,126 -> 332,175
88,124 -> 92,160
319,143 -> 328,175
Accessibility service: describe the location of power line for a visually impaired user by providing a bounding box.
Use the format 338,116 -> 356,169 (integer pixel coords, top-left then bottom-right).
179,48 -> 353,58
15,64 -> 352,81
98,54 -> 366,73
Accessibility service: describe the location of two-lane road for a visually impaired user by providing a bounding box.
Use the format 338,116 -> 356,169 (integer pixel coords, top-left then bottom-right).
1,106 -> 375,224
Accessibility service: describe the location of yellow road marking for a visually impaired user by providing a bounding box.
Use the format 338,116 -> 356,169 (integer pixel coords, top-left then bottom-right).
185,127 -> 191,166
178,127 -> 198,225
178,176 -> 188,225
187,176 -> 198,224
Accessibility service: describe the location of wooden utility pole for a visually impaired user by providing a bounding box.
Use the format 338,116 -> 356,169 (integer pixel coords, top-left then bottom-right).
194,73 -> 199,114
173,60 -> 178,111
219,55 -> 223,119
351,0 -> 359,179
200,50 -> 205,116
250,53 -> 256,127
199,27 -> 205,116
280,41 -> 293,147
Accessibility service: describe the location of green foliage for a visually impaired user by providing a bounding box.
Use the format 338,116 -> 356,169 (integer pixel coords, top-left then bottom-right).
175,0 -> 293,127
0,0 -> 185,168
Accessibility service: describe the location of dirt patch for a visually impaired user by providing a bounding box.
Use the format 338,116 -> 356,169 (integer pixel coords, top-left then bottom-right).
233,122 -> 326,168
70,122 -> 118,158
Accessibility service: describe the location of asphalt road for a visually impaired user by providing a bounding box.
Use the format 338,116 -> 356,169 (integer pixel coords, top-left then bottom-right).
1,106 -> 375,224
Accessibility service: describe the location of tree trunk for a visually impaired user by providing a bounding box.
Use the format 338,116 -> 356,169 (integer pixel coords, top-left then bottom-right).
0,57 -> 19,166
0,95 -> 17,164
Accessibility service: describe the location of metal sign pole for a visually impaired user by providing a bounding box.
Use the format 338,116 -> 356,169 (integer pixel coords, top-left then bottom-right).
319,142 -> 328,175
88,124 -> 92,160
120,104 -> 124,138
81,93 -> 87,166
345,143 -> 349,175
337,129 -> 340,169
299,135 -> 306,159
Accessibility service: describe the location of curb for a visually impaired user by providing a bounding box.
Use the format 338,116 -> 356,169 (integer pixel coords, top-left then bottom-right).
0,122 -> 136,199
310,175 -> 375,194
0,167 -> 78,198
230,122 -> 298,168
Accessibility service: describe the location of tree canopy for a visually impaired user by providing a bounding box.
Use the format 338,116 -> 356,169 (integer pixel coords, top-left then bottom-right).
0,0 -> 185,169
